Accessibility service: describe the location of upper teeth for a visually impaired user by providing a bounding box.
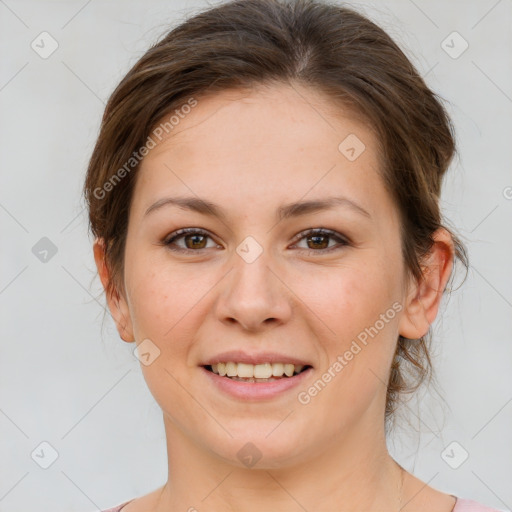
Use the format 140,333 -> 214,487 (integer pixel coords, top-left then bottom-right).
211,362 -> 304,378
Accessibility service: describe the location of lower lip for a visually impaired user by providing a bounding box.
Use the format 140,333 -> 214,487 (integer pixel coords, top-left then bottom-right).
200,366 -> 313,401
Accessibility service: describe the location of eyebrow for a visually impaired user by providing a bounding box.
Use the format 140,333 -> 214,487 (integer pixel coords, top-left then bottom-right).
143,195 -> 372,221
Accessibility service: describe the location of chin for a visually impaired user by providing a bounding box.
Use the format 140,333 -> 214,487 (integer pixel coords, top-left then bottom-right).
210,429 -> 310,470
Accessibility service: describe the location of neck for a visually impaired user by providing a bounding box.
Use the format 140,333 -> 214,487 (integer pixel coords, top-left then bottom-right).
155,413 -> 403,512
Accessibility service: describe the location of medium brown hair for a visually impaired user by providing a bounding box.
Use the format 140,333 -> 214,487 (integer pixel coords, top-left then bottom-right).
83,0 -> 469,425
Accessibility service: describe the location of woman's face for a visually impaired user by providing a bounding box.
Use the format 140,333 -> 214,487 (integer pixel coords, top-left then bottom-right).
103,83 -> 416,467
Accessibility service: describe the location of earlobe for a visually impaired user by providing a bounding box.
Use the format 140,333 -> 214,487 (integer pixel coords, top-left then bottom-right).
93,238 -> 135,343
112,300 -> 135,343
398,228 -> 455,340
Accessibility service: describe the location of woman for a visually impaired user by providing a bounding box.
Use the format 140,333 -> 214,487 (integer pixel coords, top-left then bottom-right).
84,0 -> 501,510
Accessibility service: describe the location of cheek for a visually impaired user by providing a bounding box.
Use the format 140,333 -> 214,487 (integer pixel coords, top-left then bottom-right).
126,268 -> 202,415
295,260 -> 397,344
126,275 -> 169,340
125,248 -> 198,339
300,261 -> 399,404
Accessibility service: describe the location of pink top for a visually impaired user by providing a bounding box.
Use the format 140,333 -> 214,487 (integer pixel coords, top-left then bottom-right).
100,497 -> 507,512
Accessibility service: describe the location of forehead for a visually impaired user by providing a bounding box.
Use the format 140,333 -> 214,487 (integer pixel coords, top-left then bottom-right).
131,82 -> 390,222
144,82 -> 376,163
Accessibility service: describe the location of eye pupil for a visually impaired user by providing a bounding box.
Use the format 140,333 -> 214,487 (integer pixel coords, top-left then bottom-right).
186,234 -> 207,249
308,235 -> 329,250
165,228 -> 346,255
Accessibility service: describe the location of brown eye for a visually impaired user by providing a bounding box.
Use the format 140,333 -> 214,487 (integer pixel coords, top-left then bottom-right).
293,228 -> 349,254
163,227 -> 349,255
164,228 -> 218,253
183,233 -> 207,249
306,233 -> 329,250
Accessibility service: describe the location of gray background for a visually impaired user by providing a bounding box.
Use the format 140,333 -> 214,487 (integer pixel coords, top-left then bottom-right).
1,1 -> 511,511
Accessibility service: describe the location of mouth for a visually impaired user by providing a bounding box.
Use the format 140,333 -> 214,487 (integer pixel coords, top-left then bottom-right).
202,362 -> 313,383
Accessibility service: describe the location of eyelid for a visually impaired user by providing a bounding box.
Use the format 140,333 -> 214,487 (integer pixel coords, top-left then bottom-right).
290,227 -> 350,246
163,227 -> 219,250
163,227 -> 350,254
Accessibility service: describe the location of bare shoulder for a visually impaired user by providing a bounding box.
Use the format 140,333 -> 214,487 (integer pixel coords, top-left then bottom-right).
120,485 -> 166,512
121,475 -> 458,512
402,472 -> 457,512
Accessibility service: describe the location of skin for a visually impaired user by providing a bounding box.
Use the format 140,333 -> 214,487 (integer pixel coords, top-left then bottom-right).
94,82 -> 456,512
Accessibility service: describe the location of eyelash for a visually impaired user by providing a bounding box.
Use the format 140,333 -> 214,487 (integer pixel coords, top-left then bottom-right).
162,227 -> 350,255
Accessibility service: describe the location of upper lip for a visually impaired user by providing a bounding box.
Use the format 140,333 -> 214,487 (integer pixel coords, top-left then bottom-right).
201,350 -> 313,367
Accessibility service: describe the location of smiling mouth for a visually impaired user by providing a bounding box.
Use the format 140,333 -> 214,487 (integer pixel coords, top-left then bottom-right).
203,363 -> 313,383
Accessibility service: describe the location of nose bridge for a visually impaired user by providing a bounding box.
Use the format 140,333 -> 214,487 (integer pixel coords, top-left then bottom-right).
215,234 -> 292,330
231,234 -> 278,300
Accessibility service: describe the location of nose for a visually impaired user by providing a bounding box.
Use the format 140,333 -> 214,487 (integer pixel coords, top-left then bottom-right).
213,247 -> 293,332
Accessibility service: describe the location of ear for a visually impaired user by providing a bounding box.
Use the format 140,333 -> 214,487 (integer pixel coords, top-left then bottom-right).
93,237 -> 135,343
398,228 -> 455,340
